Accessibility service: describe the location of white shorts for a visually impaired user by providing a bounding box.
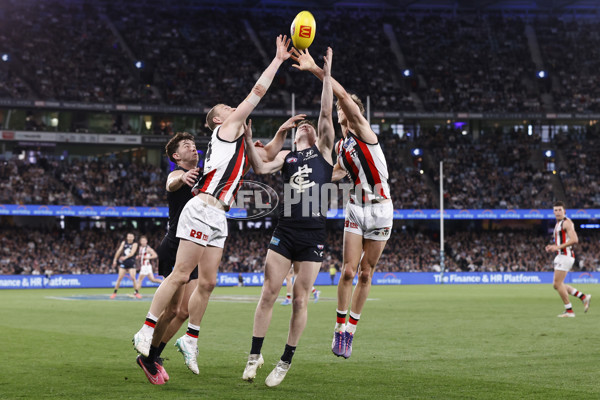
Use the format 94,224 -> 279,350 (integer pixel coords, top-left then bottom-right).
553,255 -> 575,272
344,200 -> 393,241
176,196 -> 228,248
139,262 -> 153,276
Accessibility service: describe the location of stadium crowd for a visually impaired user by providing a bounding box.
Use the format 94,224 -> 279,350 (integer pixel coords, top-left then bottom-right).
0,124 -> 597,209
1,226 -> 599,276
1,2 -> 600,112
423,127 -> 554,209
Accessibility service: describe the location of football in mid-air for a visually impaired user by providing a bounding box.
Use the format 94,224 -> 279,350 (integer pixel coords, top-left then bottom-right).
290,11 -> 316,50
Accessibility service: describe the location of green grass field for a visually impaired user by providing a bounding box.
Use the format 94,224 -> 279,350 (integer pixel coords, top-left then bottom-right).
1,284 -> 599,399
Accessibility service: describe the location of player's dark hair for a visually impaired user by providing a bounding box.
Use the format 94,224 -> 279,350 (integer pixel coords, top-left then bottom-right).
553,200 -> 566,209
165,132 -> 195,163
297,120 -> 316,130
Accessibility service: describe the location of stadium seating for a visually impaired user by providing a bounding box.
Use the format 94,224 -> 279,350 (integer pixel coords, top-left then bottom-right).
0,3 -> 599,112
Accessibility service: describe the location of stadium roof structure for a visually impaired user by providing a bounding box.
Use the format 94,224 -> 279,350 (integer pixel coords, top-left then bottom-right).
215,0 -> 600,11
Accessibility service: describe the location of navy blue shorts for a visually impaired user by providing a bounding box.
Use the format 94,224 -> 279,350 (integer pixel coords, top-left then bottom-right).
157,235 -> 198,281
268,225 -> 326,262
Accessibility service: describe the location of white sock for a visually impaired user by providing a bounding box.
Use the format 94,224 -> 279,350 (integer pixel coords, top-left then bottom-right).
349,311 -> 361,321
346,323 -> 357,334
335,309 -> 347,332
147,312 -> 158,321
569,288 -> 577,296
564,303 -> 573,310
335,322 -> 346,332
141,312 -> 158,333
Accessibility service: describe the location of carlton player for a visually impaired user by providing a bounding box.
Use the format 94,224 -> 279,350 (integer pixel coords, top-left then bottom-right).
132,35 -> 294,384
111,232 -> 140,299
241,47 -> 335,387
133,132 -> 200,384
545,201 -> 590,317
291,47 -> 393,359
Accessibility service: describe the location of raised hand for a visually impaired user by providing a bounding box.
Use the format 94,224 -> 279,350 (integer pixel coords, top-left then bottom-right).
280,114 -> 307,131
290,48 -> 318,72
275,35 -> 293,62
323,47 -> 333,77
182,168 -> 200,187
243,119 -> 254,144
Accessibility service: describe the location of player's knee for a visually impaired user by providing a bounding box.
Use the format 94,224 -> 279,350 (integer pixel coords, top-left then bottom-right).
169,271 -> 189,287
341,264 -> 356,281
261,284 -> 280,302
359,268 -> 372,284
163,304 -> 178,321
292,294 -> 307,310
198,278 -> 217,293
176,306 -> 189,321
553,281 -> 561,291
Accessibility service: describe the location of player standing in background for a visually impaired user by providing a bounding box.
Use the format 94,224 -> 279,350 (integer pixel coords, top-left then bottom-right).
133,35 -> 294,384
292,48 -> 393,359
545,201 -> 590,317
242,47 -> 334,387
111,232 -> 140,299
136,236 -> 162,288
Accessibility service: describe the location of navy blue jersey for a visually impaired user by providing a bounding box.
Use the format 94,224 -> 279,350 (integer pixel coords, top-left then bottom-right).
121,241 -> 136,268
166,166 -> 194,240
278,144 -> 333,229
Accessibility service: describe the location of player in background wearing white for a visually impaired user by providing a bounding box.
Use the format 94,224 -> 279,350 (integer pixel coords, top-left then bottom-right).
292,48 -> 393,359
132,35 -> 294,384
281,266 -> 320,305
136,236 -> 162,288
111,233 -> 140,299
545,201 -> 590,317
242,47 -> 334,387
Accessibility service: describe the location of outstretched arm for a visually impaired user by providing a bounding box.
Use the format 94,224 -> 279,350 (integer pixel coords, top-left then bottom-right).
244,120 -> 288,175
165,168 -> 200,192
219,35 -> 293,142
260,114 -> 306,161
291,48 -> 376,143
318,47 -> 335,165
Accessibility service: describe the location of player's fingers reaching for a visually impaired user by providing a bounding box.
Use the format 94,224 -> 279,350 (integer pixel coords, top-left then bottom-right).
244,119 -> 253,139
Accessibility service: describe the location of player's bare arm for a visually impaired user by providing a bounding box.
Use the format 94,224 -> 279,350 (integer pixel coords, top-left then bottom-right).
332,161 -> 347,182
220,35 -> 293,142
123,243 -> 139,261
317,47 -> 335,165
260,114 -> 307,162
112,241 -> 124,266
291,48 -> 377,144
166,168 -> 200,192
145,247 -> 158,261
244,120 -> 288,174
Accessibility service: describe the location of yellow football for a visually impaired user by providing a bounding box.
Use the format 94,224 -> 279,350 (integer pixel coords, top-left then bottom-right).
290,11 -> 316,50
